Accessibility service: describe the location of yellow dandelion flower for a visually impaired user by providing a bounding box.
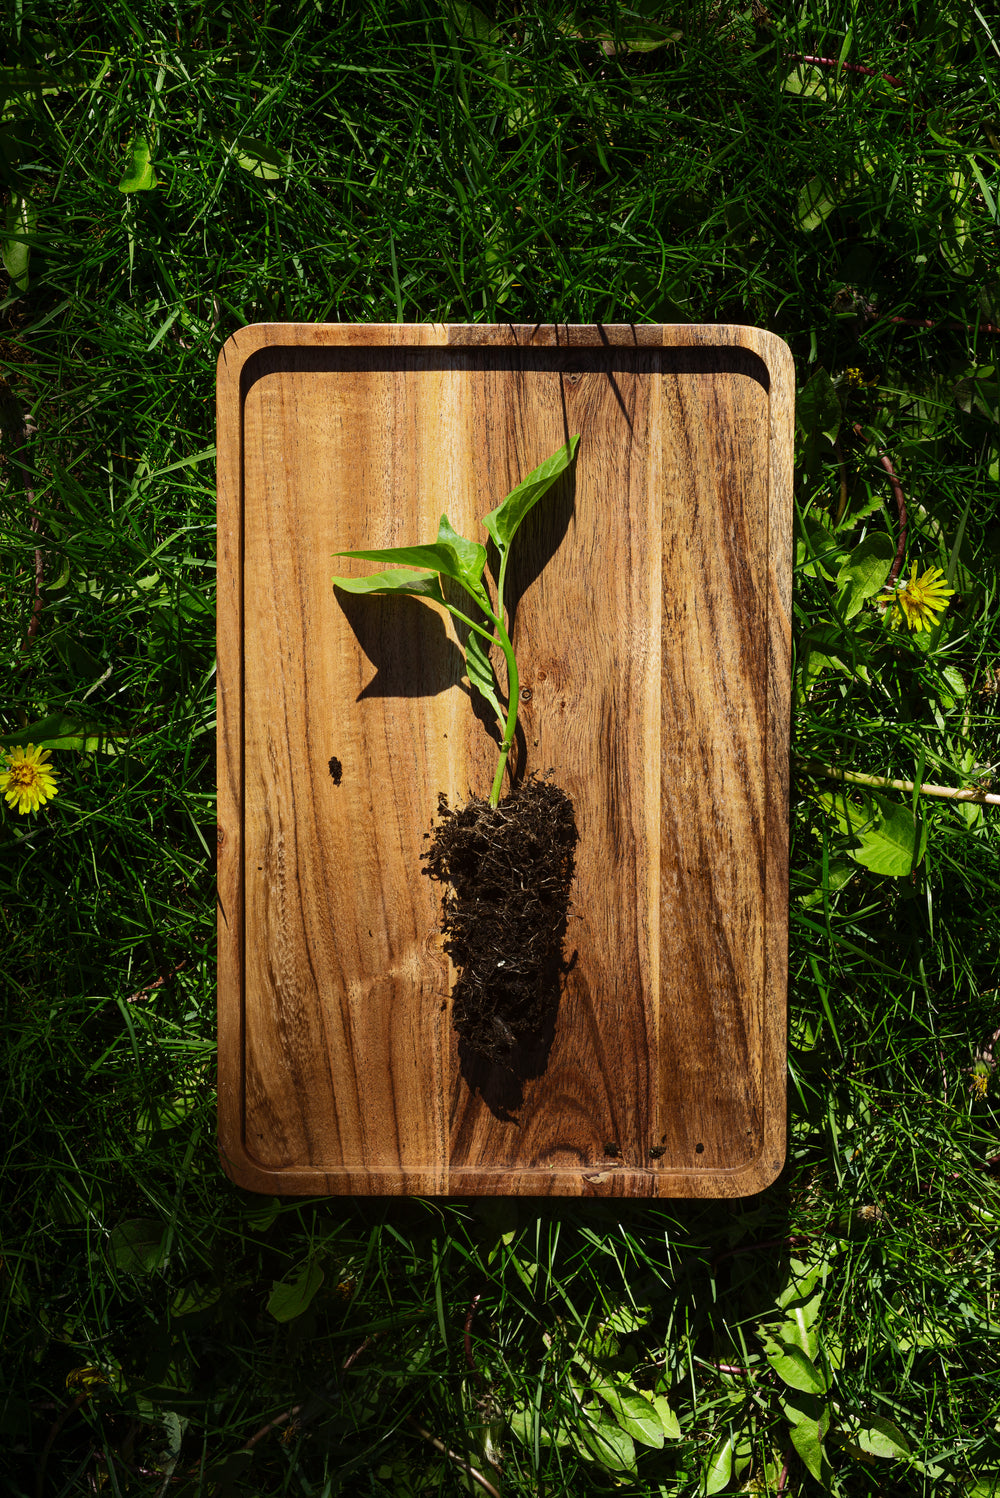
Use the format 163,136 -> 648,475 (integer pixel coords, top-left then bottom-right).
0,743 -> 59,814
66,1365 -> 108,1391
882,563 -> 956,633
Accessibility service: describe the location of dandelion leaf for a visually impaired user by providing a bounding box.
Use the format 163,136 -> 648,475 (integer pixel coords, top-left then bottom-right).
118,134 -> 157,192
836,532 -> 895,620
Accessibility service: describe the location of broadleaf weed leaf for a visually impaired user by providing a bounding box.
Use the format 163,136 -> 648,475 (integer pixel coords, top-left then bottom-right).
789,1413 -> 828,1483
702,1431 -> 736,1495
760,1335 -> 828,1394
796,366 -> 842,444
571,1349 -> 665,1449
118,134 -> 157,192
482,435 -> 579,549
844,1414 -> 912,1460
2,193 -> 34,290
577,1414 -> 637,1473
266,1261 -> 325,1323
836,533 -> 895,620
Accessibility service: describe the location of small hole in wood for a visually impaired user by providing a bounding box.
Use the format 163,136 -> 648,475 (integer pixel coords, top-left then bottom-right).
328,755 -> 343,785
695,1142 -> 705,1154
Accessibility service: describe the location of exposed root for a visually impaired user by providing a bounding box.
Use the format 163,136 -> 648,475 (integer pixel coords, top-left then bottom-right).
423,775 -> 577,1066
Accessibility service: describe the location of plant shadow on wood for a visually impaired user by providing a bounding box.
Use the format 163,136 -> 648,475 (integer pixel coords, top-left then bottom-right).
337,591 -> 467,700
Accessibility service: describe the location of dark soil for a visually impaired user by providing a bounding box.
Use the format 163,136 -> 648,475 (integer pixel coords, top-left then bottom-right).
422,775 -> 578,1066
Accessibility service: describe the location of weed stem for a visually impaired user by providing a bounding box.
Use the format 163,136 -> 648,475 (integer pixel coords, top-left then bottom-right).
405,1415 -> 501,1498
853,423 -> 906,585
801,759 -> 1000,806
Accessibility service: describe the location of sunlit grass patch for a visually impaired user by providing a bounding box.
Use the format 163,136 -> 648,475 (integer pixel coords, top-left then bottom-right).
2,0 -> 999,1493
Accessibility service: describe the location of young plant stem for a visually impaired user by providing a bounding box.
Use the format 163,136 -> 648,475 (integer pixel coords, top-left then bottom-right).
489,619 -> 518,808
444,600 -> 500,646
443,581 -> 517,807
488,546 -> 516,808
801,759 -> 1000,806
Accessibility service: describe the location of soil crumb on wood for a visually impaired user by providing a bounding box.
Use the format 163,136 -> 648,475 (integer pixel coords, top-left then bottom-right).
422,775 -> 577,1066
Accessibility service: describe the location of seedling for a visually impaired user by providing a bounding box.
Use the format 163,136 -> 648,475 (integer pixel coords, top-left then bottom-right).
332,436 -> 579,806
332,438 -> 580,1067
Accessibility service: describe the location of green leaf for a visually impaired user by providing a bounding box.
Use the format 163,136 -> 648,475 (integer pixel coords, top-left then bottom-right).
599,1386 -> 665,1449
967,1475 -> 1000,1497
702,1431 -> 735,1495
778,1298 -> 824,1359
760,1336 -> 828,1394
852,797 -> 924,876
208,128 -> 289,179
797,368 -> 842,447
836,533 -> 895,620
171,1282 -> 222,1317
799,857 -> 855,910
118,134 -> 157,192
783,62 -> 844,101
482,436 -> 579,550
1,711 -> 117,753
571,1349 -> 665,1449
817,790 -> 925,876
941,664 -> 967,701
652,1394 -> 681,1440
267,1260 -> 324,1322
2,192 -> 33,290
847,1414 -> 911,1460
232,136 -> 288,179
776,1255 -> 828,1315
773,1258 -> 828,1358
799,624 -> 871,692
796,175 -> 837,232
789,1410 -> 828,1483
796,513 -> 846,580
442,0 -> 499,47
796,167 -> 870,232
436,513 -> 488,593
578,1413 -> 637,1472
157,1408 -> 186,1461
110,1218 -> 167,1274
507,1406 -> 573,1450
334,539 -> 476,590
242,1194 -> 280,1232
566,17 -> 681,52
332,566 -> 446,604
780,1389 -> 826,1428
464,628 -> 502,722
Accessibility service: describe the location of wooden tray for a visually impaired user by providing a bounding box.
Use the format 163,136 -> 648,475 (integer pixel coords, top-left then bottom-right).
217,323 -> 793,1197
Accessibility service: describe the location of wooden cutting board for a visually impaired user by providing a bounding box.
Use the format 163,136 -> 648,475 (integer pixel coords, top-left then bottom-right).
216,323 -> 793,1197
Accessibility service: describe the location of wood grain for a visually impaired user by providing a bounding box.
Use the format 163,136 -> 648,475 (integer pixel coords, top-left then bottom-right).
216,324 -> 793,1196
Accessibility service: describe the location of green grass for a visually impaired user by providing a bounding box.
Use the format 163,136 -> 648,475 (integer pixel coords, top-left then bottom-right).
2,0 -> 999,1493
